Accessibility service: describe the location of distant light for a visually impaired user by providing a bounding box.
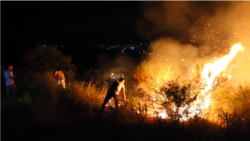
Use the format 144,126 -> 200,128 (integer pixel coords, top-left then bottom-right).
182,59 -> 184,61
166,59 -> 168,61
131,47 -> 134,50
95,71 -> 97,72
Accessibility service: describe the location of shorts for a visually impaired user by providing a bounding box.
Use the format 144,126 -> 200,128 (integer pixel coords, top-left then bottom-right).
56,80 -> 66,88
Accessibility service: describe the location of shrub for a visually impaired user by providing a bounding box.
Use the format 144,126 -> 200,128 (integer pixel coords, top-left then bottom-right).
160,79 -> 198,121
210,82 -> 250,126
133,61 -> 181,96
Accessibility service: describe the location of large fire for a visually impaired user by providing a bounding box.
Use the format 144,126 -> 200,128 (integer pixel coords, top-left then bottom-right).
199,43 -> 244,112
146,43 -> 244,120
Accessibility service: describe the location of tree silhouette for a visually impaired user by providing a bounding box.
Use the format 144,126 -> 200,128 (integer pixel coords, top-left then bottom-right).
22,44 -> 76,80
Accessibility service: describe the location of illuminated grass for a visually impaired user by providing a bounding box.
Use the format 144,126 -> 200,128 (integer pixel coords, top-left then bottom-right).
133,61 -> 181,96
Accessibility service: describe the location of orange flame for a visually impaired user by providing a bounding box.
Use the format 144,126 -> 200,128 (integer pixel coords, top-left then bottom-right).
200,43 -> 244,111
156,43 -> 244,120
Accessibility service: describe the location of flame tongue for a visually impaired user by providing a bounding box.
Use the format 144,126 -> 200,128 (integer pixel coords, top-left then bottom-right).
161,43 -> 244,120
199,43 -> 244,113
202,43 -> 244,93
140,43 -> 244,120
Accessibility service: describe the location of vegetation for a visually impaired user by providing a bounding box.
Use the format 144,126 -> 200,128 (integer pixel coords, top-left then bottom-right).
2,48 -> 250,140
21,44 -> 76,81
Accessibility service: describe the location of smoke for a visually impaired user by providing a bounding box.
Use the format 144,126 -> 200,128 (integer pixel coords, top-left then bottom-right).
138,1 -> 250,84
136,1 -> 232,42
97,52 -> 139,81
214,2 -> 250,85
146,38 -> 199,78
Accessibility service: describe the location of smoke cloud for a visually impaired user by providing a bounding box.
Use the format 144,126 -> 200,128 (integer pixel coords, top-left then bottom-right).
136,1 -> 232,42
138,1 -> 250,84
97,52 -> 139,81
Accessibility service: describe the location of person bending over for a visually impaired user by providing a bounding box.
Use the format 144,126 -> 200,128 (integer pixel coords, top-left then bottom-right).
98,78 -> 126,116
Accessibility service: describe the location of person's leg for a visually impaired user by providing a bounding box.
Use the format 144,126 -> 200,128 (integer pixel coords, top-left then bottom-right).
59,80 -> 62,88
113,94 -> 120,123
6,86 -> 11,103
10,85 -> 17,101
6,86 -> 10,95
114,94 -> 119,113
55,80 -> 59,87
61,80 -> 66,88
98,93 -> 112,117
10,84 -> 17,93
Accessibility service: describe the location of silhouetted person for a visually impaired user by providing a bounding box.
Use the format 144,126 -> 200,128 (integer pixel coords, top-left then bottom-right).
4,65 -> 17,103
98,78 -> 126,117
55,68 -> 66,88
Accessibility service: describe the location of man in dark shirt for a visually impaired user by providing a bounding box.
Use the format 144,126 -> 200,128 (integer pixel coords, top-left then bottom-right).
98,78 -> 126,117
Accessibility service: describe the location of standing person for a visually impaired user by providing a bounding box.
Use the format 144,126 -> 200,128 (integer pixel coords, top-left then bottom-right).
4,65 -> 17,102
98,78 -> 126,117
55,68 -> 66,88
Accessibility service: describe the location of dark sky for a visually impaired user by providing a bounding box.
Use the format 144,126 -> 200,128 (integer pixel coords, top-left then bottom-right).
2,2 -> 144,47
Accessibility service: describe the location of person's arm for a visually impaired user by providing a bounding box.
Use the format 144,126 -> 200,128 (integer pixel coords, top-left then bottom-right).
10,71 -> 14,80
62,72 -> 66,81
123,84 -> 126,102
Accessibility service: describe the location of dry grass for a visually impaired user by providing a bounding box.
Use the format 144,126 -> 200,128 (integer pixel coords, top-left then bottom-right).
209,82 -> 250,126
2,69 -> 250,140
133,61 -> 181,96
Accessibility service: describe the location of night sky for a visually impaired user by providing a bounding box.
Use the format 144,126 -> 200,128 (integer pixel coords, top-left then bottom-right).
2,2 -> 143,47
2,2 -> 147,72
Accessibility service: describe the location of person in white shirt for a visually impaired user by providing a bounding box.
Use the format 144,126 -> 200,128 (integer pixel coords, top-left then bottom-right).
98,78 -> 126,117
55,68 -> 66,88
4,65 -> 17,100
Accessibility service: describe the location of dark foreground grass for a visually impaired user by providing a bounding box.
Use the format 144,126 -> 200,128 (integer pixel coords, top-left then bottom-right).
2,101 -> 250,141
2,71 -> 250,141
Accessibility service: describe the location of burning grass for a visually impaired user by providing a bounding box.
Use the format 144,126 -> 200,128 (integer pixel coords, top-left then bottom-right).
209,82 -> 250,125
133,61 -> 181,96
2,69 -> 250,140
2,43 -> 250,140
132,61 -> 205,120
131,43 -> 247,122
